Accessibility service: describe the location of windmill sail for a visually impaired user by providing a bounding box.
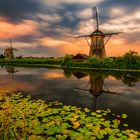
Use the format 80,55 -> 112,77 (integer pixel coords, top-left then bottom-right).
74,6 -> 121,58
4,39 -> 18,59
9,38 -> 12,48
92,6 -> 99,30
95,6 -> 99,30
104,32 -> 122,36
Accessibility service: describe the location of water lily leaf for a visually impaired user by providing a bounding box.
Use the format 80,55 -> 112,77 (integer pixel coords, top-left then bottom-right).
121,114 -> 127,119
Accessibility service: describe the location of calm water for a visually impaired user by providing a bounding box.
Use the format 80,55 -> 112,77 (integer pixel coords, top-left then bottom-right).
0,66 -> 140,130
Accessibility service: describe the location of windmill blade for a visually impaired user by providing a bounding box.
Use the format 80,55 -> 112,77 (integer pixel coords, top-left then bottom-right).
74,88 -> 89,92
104,32 -> 122,36
96,6 -> 99,30
13,48 -> 18,51
74,88 -> 94,97
9,38 -> 12,48
85,81 -> 90,89
104,35 -> 112,46
92,7 -> 96,30
103,83 -> 110,92
103,83 -> 122,95
104,32 -> 123,45
85,37 -> 91,48
84,36 -> 96,54
103,90 -> 122,95
92,6 -> 99,30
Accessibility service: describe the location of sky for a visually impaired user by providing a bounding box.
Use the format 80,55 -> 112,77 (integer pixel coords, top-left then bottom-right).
0,0 -> 140,57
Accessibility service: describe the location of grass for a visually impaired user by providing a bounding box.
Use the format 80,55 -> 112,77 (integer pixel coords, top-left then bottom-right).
0,60 -> 140,73
0,50 -> 140,72
0,92 -> 140,140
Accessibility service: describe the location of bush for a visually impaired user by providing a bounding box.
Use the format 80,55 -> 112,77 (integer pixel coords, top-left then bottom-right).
123,51 -> 140,69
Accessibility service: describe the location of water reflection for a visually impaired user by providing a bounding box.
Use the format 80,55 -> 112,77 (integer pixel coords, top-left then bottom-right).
73,72 -> 122,111
5,66 -> 19,81
1,66 -> 140,130
116,73 -> 139,87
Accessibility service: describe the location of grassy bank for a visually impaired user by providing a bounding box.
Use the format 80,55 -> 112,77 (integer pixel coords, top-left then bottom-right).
0,92 -> 140,140
0,51 -> 140,72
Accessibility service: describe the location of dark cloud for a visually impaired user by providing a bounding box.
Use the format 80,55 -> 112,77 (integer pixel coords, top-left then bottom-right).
0,0 -> 140,56
105,0 -> 140,7
96,0 -> 140,23
0,0 -> 43,23
14,35 -> 40,43
21,45 -> 64,57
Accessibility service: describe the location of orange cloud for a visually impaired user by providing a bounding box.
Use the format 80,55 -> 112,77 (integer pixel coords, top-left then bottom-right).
106,37 -> 140,56
0,17 -> 39,39
0,41 -> 37,49
39,37 -> 88,55
39,36 -> 140,57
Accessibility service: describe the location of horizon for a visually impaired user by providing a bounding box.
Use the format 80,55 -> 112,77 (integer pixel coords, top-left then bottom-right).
0,0 -> 140,57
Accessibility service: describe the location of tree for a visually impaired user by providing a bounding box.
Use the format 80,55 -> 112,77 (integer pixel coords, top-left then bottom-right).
123,50 -> 140,69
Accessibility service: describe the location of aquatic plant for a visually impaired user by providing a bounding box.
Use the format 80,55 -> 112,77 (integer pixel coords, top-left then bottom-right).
0,93 -> 140,140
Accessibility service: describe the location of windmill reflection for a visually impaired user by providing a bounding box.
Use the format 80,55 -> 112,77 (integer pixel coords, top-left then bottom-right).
73,72 -> 121,111
5,66 -> 19,81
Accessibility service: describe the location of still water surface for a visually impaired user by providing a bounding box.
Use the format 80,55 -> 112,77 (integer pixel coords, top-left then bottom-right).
0,66 -> 140,130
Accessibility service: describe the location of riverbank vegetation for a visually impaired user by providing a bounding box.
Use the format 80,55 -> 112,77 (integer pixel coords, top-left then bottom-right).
0,51 -> 140,71
0,92 -> 140,140
62,51 -> 140,70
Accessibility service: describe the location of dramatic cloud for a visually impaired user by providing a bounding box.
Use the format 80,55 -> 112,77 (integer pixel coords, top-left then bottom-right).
38,37 -> 88,57
0,0 -> 140,57
41,0 -> 103,7
75,8 -> 92,20
0,18 -> 39,39
0,0 -> 43,23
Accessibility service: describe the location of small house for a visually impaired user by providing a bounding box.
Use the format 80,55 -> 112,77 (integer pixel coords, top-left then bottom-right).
73,53 -> 89,61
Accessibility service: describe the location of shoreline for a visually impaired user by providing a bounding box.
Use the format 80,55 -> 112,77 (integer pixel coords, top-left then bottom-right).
1,62 -> 140,72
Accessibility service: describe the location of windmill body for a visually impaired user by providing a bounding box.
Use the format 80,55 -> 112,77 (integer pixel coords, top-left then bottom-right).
4,47 -> 14,59
76,7 -> 120,59
4,39 -> 18,59
89,30 -> 105,58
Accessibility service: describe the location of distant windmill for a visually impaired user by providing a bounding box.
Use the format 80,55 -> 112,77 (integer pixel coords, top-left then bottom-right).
4,39 -> 18,59
76,6 -> 121,58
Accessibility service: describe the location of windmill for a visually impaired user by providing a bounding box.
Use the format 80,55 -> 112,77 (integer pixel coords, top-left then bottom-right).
76,6 -> 121,58
74,73 -> 121,111
5,66 -> 19,81
4,39 -> 18,59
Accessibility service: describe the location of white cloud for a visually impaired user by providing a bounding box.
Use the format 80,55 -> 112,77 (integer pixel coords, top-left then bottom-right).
75,8 -> 92,19
109,11 -> 140,24
100,10 -> 140,34
76,9 -> 140,35
109,7 -> 126,17
76,19 -> 95,35
41,0 -> 105,7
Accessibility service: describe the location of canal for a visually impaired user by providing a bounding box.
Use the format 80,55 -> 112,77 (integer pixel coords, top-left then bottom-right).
0,66 -> 140,130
